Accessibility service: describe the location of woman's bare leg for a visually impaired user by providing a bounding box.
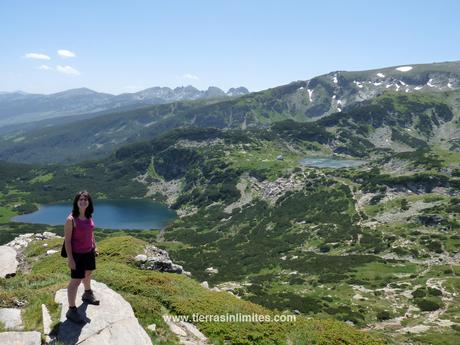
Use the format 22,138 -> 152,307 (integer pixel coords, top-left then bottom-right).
83,270 -> 92,290
67,279 -> 82,307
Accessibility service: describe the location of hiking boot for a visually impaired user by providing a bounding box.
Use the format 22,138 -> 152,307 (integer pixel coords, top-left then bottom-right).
66,307 -> 84,324
82,289 -> 100,305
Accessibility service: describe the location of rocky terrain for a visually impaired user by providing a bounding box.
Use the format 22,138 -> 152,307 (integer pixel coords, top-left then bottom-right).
300,61 -> 460,117
0,232 -> 218,345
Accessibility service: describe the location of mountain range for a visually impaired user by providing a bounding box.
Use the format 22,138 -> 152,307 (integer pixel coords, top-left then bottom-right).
1,60 -> 460,164
0,85 -> 250,127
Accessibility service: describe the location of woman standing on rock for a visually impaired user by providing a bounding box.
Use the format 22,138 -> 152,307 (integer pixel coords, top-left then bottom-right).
64,190 -> 100,323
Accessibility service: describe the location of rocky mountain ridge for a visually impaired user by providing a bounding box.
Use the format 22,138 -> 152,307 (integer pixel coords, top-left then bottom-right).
288,61 -> 460,118
0,85 -> 250,127
1,60 -> 460,165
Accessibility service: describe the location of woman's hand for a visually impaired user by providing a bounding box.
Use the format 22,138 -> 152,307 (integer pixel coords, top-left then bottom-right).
68,258 -> 76,270
95,248 -> 99,257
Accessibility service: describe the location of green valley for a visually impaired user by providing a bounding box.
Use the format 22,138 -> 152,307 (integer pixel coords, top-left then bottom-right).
1,88 -> 460,343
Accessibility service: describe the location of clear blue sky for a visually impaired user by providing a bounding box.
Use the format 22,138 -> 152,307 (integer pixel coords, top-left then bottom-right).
1,0 -> 459,94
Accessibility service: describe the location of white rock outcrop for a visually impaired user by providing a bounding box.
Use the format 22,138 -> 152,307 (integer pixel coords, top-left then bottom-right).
0,331 -> 41,345
162,315 -> 211,345
1,232 -> 61,278
205,267 -> 218,274
41,304 -> 52,341
55,280 -> 152,345
135,245 -> 191,276
0,308 -> 23,330
0,246 -> 18,278
7,232 -> 59,251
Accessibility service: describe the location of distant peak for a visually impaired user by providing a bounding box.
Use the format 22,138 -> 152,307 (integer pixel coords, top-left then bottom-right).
71,87 -> 98,94
0,90 -> 29,95
227,87 -> 249,96
183,85 -> 200,91
204,86 -> 226,98
52,87 -> 99,96
207,86 -> 223,91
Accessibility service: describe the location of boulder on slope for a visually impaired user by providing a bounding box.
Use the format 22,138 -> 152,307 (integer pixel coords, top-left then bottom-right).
55,280 -> 152,345
0,246 -> 18,278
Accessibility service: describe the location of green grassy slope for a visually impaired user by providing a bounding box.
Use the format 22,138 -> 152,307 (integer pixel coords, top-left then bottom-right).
0,235 -> 385,345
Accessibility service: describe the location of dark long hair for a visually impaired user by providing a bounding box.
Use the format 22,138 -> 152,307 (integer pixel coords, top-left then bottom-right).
72,191 -> 94,219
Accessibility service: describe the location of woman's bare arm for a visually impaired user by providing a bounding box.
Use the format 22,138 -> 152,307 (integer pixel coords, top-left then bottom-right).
92,232 -> 99,256
64,217 -> 76,270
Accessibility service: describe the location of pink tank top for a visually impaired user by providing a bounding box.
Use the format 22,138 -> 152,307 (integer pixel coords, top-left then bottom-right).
69,214 -> 95,253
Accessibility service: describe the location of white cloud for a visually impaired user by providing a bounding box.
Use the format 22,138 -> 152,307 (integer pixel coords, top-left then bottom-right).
38,64 -> 52,70
56,65 -> 80,75
57,49 -> 76,58
25,53 -> 51,60
183,73 -> 199,80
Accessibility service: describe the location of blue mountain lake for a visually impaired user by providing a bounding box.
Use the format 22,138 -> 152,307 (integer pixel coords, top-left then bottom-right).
12,199 -> 177,230
300,157 -> 366,168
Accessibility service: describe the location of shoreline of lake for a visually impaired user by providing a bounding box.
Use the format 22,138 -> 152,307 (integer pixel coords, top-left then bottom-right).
11,198 -> 176,230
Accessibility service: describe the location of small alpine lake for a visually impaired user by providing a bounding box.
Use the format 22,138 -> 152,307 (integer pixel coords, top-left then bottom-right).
12,199 -> 176,230
299,157 -> 367,168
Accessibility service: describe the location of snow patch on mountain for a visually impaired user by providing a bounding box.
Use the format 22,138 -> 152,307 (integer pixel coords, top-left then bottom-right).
337,99 -> 343,112
307,89 -> 313,102
395,66 -> 413,72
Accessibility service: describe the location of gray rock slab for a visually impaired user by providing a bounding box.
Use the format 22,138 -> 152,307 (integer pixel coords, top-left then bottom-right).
0,308 -> 23,330
0,331 -> 41,345
41,304 -> 52,335
0,246 -> 18,278
180,321 -> 208,341
162,315 -> 187,337
55,280 -> 152,345
162,315 -> 211,345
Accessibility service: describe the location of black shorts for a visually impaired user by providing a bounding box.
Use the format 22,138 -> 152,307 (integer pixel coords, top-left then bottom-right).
71,250 -> 96,279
